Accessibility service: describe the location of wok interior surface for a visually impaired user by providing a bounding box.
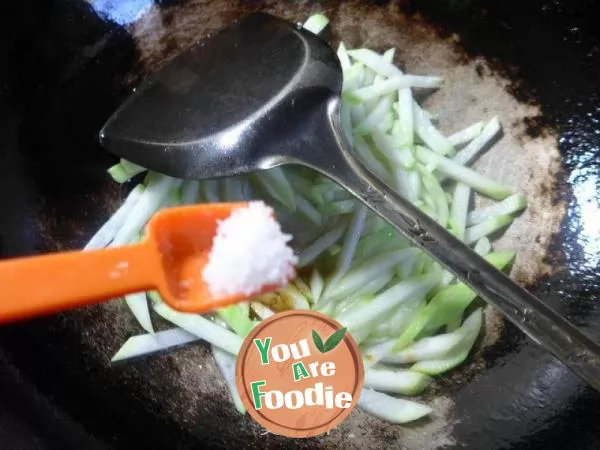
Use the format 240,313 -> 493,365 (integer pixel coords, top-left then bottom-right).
0,0 -> 599,449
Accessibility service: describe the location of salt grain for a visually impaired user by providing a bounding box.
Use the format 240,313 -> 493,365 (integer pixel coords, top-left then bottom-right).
202,201 -> 298,298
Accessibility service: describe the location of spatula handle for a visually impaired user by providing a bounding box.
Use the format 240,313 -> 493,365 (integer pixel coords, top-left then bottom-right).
0,244 -> 157,323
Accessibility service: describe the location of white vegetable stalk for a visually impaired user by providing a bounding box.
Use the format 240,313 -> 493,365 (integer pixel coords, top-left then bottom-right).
364,368 -> 431,395
474,237 -> 492,256
181,180 -> 200,204
358,389 -> 433,424
452,117 -> 501,166
108,159 -> 147,183
124,292 -> 154,335
84,184 -> 145,250
464,214 -> 513,244
250,302 -> 275,320
253,168 -> 296,211
323,248 -> 421,301
212,346 -> 246,414
411,309 -> 483,375
337,276 -> 436,335
414,103 -> 454,156
447,121 -> 484,147
111,328 -> 200,362
346,76 -> 443,104
450,183 -> 471,239
309,268 -> 325,304
302,13 -> 329,35
153,303 -> 243,356
383,308 -> 483,364
298,219 -> 348,267
467,193 -> 527,225
329,205 -> 368,285
111,173 -> 180,246
415,145 -> 513,200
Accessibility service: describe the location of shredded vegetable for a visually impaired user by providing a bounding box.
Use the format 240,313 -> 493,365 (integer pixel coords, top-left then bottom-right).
91,13 -> 528,425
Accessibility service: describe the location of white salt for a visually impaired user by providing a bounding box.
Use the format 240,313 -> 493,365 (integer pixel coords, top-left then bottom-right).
202,201 -> 298,298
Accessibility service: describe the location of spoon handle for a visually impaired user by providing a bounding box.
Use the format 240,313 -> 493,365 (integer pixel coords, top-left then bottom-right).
317,101 -> 600,391
0,243 -> 157,324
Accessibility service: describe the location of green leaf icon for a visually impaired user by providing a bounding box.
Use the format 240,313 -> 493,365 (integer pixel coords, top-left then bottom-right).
312,327 -> 347,353
312,329 -> 325,352
323,327 -> 347,353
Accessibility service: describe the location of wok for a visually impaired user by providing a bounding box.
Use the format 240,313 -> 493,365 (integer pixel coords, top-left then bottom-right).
0,0 -> 599,448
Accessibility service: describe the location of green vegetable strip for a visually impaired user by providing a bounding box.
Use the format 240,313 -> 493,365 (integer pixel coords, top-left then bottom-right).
415,145 -> 513,200
464,214 -> 513,245
111,328 -> 199,362
216,304 -> 254,337
350,103 -> 366,127
124,292 -> 153,334
294,277 -> 313,302
111,173 -> 179,246
352,271 -> 396,299
345,75 -> 443,104
352,135 -> 390,181
452,117 -> 501,166
467,193 -> 527,226
337,42 -> 352,71
253,168 -> 296,211
211,346 -> 246,414
383,308 -> 482,364
120,159 -> 147,177
323,248 -> 421,301
250,301 -> 274,320
353,225 -> 409,263
391,251 -> 514,352
364,368 -> 431,395
447,121 -> 484,147
108,164 -> 131,184
309,269 -> 325,304
357,389 -> 432,424
369,295 -> 426,341
413,103 -> 455,156
153,302 -> 242,356
298,219 -> 348,267
354,95 -> 393,134
108,158 -> 147,183
450,183 -> 471,239
84,184 -> 145,250
341,61 -> 364,93
474,237 -> 492,256
421,170 -> 449,227
302,12 -> 329,35
201,179 -> 220,202
294,194 -> 322,226
283,283 -> 311,310
181,180 -> 200,204
337,275 -> 437,335
330,205 -> 368,284
319,199 -> 355,215
221,178 -> 242,201
347,48 -> 404,78
411,309 -> 483,375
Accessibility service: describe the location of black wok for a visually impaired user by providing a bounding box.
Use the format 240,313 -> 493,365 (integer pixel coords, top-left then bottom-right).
0,0 -> 599,449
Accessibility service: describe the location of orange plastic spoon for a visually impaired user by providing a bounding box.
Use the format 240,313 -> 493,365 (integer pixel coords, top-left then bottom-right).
0,202 -> 279,324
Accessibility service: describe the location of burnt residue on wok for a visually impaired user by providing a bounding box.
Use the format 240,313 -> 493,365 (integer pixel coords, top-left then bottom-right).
0,0 -> 599,449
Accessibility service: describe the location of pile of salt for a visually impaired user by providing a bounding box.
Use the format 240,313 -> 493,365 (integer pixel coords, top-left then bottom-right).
202,201 -> 298,298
